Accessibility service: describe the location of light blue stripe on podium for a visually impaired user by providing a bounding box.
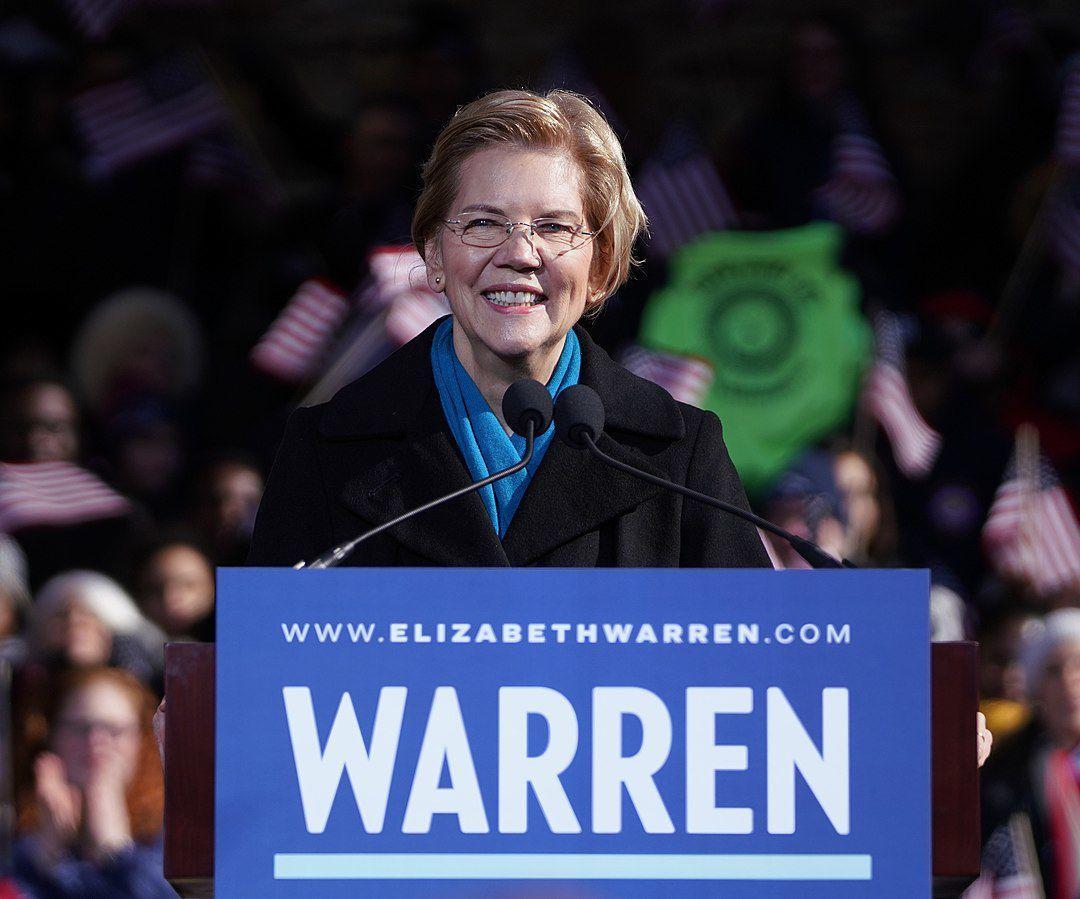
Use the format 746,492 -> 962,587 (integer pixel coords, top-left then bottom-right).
273,853 -> 873,880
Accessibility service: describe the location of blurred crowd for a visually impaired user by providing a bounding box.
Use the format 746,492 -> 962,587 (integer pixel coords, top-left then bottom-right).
0,0 -> 1079,895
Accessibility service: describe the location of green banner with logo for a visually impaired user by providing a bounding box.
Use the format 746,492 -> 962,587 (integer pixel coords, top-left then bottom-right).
638,223 -> 870,496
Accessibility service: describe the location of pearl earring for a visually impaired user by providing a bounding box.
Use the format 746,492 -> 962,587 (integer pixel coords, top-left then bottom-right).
435,277 -> 441,284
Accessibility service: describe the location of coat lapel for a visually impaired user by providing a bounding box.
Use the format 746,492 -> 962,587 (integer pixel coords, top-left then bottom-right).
324,320 -> 509,567
501,326 -> 686,565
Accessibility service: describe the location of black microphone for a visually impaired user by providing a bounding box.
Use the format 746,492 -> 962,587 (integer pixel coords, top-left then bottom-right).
553,385 -> 855,570
295,379 -> 553,569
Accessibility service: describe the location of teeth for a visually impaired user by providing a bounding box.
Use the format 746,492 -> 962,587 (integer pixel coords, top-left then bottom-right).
484,290 -> 544,306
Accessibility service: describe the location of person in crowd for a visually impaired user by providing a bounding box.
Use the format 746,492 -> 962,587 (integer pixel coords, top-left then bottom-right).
248,88 -> 771,568
133,540 -> 215,642
759,449 -> 847,569
978,605 -> 1038,743
0,377 -> 80,464
189,455 -> 264,567
830,442 -> 899,566
0,535 -> 31,666
980,609 -> 1080,896
69,287 -> 204,422
28,572 -> 164,688
11,667 -> 177,898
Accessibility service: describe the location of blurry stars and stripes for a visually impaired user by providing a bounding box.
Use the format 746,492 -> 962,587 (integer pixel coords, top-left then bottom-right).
186,129 -> 283,210
64,0 -> 220,38
0,462 -> 130,532
1055,54 -> 1080,165
250,279 -> 350,384
1045,172 -> 1080,275
861,313 -> 941,479
71,54 -> 228,178
534,50 -> 623,134
63,0 -> 136,39
635,122 -> 739,259
620,344 -> 714,406
982,440 -> 1080,596
814,94 -> 901,236
355,246 -> 450,347
962,815 -> 1044,898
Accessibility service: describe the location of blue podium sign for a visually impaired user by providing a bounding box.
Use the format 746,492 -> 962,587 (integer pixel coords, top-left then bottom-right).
215,568 -> 929,897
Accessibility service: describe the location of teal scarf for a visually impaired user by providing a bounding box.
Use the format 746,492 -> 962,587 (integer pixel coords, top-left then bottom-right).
430,317 -> 581,537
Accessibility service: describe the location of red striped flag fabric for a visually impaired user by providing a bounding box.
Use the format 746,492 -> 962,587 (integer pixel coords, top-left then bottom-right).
635,122 -> 740,259
250,279 -> 350,384
355,246 -> 450,347
0,462 -> 130,533
961,814 -> 1044,898
620,344 -> 714,406
982,448 -> 1080,596
862,313 -> 941,479
815,95 -> 901,237
71,54 -> 228,178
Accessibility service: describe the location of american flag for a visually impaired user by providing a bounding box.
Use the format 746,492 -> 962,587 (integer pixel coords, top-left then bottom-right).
1045,172 -> 1080,275
186,129 -> 283,211
355,246 -> 450,347
982,443 -> 1080,596
64,0 -> 220,39
962,815 -> 1044,899
862,313 -> 941,479
0,462 -> 130,533
1054,53 -> 1080,165
534,50 -> 623,134
814,94 -> 901,237
635,121 -> 739,259
250,279 -> 351,384
63,0 -> 137,39
620,344 -> 714,406
71,54 -> 228,179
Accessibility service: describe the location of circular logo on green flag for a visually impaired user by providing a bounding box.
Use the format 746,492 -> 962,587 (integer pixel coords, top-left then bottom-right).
638,223 -> 871,496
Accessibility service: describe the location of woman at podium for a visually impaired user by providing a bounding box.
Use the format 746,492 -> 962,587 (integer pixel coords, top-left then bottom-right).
248,89 -> 770,569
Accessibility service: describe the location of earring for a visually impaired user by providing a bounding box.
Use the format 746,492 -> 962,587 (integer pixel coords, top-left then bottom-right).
435,277 -> 441,284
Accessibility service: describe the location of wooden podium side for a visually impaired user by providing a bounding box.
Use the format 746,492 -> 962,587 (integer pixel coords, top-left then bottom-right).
164,641 -> 981,894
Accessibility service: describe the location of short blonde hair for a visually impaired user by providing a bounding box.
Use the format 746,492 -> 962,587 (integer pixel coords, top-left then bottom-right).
412,89 -> 647,311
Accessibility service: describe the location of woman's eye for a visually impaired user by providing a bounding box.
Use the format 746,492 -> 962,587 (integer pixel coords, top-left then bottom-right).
536,221 -> 574,234
464,218 -> 501,229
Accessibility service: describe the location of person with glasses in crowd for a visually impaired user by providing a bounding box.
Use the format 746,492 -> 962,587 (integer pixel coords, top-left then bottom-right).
248,88 -> 769,568
12,667 -> 177,898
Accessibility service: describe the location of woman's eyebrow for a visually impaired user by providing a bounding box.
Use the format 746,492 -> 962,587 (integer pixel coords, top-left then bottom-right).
458,204 -> 506,215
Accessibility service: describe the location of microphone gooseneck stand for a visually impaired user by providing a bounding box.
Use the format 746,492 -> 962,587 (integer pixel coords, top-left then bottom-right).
553,384 -> 854,570
295,378 -> 554,570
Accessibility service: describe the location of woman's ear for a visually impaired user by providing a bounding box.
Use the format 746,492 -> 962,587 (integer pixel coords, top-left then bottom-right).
425,240 -> 444,293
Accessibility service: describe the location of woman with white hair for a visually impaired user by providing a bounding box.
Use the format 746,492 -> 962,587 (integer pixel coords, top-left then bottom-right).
978,609 -> 1080,897
30,571 -> 164,687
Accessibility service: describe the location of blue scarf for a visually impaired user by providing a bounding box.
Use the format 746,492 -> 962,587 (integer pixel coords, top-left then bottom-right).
430,317 -> 581,537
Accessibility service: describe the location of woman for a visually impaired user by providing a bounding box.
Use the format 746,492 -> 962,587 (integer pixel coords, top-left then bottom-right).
12,667 -> 176,898
248,88 -> 769,568
28,571 -> 164,687
978,609 -> 1080,896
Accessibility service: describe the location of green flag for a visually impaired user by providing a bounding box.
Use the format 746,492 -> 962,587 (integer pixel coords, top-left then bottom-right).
638,222 -> 871,497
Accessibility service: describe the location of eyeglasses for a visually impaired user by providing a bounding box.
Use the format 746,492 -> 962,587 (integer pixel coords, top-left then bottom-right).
444,214 -> 595,249
57,718 -> 139,740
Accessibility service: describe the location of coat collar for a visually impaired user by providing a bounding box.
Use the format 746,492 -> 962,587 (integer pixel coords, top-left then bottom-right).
321,316 -> 685,565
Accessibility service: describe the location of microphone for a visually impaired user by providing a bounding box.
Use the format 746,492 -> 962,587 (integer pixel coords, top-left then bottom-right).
553,385 -> 855,570
295,379 -> 553,569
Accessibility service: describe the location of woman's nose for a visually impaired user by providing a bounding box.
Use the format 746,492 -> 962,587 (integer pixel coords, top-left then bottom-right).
494,226 -> 541,268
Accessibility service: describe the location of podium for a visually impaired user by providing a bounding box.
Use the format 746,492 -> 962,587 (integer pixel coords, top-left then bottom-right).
164,569 -> 981,897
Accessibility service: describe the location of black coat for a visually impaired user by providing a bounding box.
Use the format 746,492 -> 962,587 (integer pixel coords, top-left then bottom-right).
248,318 -> 771,569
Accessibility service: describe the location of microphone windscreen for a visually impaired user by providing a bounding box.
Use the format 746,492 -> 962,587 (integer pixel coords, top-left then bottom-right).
502,379 -> 553,437
554,385 -> 605,449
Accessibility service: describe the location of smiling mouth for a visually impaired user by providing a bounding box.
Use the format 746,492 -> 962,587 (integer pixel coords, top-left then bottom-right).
483,290 -> 547,308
